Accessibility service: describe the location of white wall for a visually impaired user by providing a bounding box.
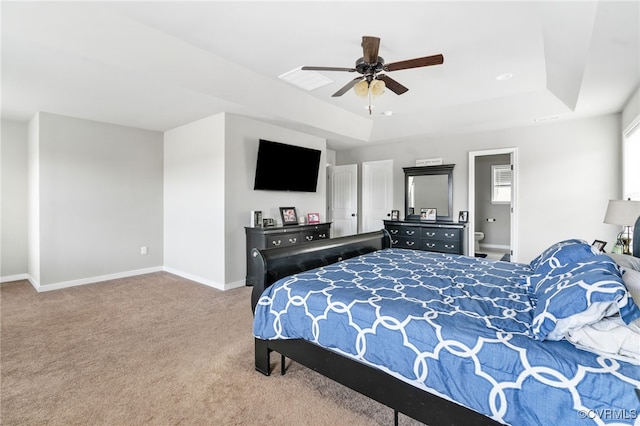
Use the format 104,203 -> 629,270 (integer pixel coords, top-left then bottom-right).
1,120 -> 28,280
4,112 -> 326,290
31,112 -> 164,288
27,115 -> 41,285
224,114 -> 326,285
337,114 -> 622,262
163,113 -> 227,288
163,113 -> 326,289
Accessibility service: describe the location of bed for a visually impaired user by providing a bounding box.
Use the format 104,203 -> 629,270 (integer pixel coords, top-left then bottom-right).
251,229 -> 640,425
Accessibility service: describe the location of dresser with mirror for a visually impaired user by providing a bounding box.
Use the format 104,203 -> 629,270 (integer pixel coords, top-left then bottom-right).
384,164 -> 467,255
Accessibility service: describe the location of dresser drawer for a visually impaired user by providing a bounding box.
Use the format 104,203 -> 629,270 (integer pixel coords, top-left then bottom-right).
386,225 -> 420,238
266,233 -> 300,247
421,228 -> 461,241
390,236 -> 420,249
301,229 -> 329,243
422,239 -> 460,253
384,220 -> 465,256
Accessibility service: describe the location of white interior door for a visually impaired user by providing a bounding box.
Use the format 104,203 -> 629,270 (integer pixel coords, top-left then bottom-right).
329,164 -> 358,237
362,160 -> 393,233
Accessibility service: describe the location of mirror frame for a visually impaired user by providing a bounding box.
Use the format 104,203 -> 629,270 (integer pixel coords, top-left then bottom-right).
404,164 -> 455,221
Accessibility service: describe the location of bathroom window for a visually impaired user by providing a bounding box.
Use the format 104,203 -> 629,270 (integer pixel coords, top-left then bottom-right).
491,164 -> 512,204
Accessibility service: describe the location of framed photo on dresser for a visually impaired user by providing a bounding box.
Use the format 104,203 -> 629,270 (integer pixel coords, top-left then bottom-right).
279,207 -> 298,226
420,208 -> 437,221
307,212 -> 320,224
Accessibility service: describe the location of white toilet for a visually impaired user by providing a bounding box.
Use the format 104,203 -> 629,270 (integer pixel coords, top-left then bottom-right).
474,232 -> 485,252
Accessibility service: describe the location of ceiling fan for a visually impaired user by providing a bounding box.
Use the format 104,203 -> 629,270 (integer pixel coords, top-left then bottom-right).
302,36 -> 444,99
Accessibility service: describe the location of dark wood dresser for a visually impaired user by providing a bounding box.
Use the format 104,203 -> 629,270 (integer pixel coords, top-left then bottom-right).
245,223 -> 331,286
383,220 -> 466,255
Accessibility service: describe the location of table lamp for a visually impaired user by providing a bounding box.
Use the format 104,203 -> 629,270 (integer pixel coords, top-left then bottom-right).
604,199 -> 640,255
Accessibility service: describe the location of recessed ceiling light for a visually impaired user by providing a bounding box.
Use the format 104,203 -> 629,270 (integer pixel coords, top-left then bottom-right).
278,67 -> 333,91
382,111 -> 393,116
496,73 -> 513,81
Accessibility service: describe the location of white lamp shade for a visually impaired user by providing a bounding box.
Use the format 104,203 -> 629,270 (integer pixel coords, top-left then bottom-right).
370,79 -> 386,96
604,200 -> 640,226
353,80 -> 369,97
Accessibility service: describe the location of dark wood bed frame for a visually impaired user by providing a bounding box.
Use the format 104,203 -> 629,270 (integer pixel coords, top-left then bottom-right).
250,225 -> 640,425
250,230 -> 501,425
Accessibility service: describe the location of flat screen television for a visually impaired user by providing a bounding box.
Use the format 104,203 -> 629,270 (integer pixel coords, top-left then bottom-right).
253,139 -> 321,192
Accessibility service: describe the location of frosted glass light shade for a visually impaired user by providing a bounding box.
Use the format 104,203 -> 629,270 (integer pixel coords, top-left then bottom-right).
370,79 -> 386,96
353,80 -> 369,97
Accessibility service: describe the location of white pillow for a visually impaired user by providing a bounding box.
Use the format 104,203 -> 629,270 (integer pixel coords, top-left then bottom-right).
621,267 -> 640,305
606,253 -> 640,271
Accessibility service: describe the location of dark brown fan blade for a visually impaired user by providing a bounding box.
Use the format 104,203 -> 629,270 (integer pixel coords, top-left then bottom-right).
302,66 -> 356,72
376,74 -> 409,95
332,77 -> 363,97
384,54 -> 444,72
361,36 -> 380,64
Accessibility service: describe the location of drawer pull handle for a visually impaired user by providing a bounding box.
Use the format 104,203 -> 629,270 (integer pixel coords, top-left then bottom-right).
406,231 -> 415,235
389,229 -> 398,234
406,241 -> 415,246
272,240 -> 281,246
426,243 -> 436,248
445,233 -> 455,238
306,236 -> 314,241
392,239 -> 399,244
289,238 -> 297,244
319,233 -> 326,238
445,244 -> 455,249
426,232 -> 436,237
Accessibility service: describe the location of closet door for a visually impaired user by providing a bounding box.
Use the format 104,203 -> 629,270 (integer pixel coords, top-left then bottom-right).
362,160 -> 393,233
328,164 -> 358,237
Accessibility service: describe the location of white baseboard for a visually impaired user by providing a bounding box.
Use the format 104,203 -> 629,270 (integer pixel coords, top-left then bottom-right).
3,267 -> 246,292
0,273 -> 30,284
162,266 -> 238,291
33,267 -> 164,292
223,279 -> 246,291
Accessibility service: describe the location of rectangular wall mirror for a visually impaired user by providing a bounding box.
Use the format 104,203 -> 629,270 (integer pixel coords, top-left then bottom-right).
404,164 -> 454,221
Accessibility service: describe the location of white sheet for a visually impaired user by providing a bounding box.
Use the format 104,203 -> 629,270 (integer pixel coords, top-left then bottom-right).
565,316 -> 640,364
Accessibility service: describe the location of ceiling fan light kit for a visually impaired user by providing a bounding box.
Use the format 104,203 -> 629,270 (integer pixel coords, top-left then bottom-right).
301,35 -> 444,114
353,79 -> 386,98
353,79 -> 370,97
370,79 -> 386,96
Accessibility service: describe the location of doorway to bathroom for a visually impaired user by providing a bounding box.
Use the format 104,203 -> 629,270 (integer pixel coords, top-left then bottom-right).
468,148 -> 518,262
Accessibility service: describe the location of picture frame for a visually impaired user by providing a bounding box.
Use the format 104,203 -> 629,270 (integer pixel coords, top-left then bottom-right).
458,211 -> 468,223
420,208 -> 437,221
591,239 -> 607,252
390,209 -> 400,220
251,210 -> 263,228
307,212 -> 320,224
263,218 -> 276,227
279,207 -> 298,226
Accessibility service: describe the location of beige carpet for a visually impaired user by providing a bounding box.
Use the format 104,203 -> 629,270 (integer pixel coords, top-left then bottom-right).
1,272 -> 423,425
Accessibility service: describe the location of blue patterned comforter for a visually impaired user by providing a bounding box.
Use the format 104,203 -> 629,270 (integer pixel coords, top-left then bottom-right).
253,248 -> 640,425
